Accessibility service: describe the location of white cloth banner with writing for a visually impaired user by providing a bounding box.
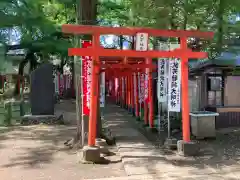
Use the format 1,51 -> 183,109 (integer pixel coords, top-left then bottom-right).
86,56 -> 92,108
54,74 -> 59,93
168,59 -> 181,112
139,73 -> 145,103
100,72 -> 105,107
157,42 -> 169,102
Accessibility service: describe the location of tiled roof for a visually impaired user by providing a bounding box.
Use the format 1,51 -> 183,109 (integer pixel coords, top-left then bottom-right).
189,49 -> 240,71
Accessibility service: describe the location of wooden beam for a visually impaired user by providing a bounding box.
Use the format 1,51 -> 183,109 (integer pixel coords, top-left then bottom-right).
62,24 -> 214,39
69,48 -> 207,59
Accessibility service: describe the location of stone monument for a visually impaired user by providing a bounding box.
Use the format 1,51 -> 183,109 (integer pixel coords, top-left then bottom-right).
30,63 -> 54,115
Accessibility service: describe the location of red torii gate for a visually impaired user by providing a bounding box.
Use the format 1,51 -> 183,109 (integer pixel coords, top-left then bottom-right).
100,56 -> 156,126
62,24 -> 214,149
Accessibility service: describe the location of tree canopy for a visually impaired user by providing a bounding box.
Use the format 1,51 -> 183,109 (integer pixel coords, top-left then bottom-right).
1,0 -> 240,60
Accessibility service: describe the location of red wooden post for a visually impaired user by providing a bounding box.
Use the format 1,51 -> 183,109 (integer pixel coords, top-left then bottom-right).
135,73 -> 140,119
22,76 -> 25,95
148,58 -> 154,128
125,76 -> 127,107
88,34 -> 100,146
131,73 -> 135,114
180,37 -> 190,142
121,76 -> 124,107
144,59 -> 149,125
119,76 -> 122,105
112,77 -> 115,101
128,75 -> 131,110
126,75 -> 129,108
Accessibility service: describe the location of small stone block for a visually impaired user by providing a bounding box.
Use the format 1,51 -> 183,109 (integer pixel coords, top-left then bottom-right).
95,138 -> 107,147
132,108 -> 135,114
177,140 -> 200,156
99,146 -> 110,154
142,123 -> 149,127
165,138 -> 178,150
128,107 -> 132,113
158,128 -> 165,133
146,127 -> 158,134
81,146 -> 101,163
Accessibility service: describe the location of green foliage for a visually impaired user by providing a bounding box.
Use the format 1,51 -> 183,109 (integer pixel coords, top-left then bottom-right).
1,0 -> 240,61
0,0 -> 73,58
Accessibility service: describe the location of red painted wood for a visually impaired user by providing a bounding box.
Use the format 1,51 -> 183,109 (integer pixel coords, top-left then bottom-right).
62,24 -> 214,39
69,48 -> 207,59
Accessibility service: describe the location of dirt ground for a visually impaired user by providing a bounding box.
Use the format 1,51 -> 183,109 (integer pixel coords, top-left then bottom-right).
0,100 -> 126,180
2,99 -> 240,180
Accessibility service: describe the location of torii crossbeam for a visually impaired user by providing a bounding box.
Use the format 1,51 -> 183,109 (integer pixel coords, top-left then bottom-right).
62,24 -> 214,153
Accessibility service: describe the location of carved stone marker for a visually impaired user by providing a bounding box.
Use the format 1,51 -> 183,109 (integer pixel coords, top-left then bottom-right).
30,63 -> 54,115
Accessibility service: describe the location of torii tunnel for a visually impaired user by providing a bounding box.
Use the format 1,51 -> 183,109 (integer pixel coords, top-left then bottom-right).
62,24 -> 214,147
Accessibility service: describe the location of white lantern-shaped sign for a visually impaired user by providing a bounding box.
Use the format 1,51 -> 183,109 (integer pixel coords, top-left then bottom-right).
135,33 -> 148,51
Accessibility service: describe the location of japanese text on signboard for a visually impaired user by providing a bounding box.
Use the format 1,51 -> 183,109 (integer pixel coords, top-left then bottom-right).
158,59 -> 167,102
168,59 -> 181,112
135,33 -> 148,51
139,73 -> 145,103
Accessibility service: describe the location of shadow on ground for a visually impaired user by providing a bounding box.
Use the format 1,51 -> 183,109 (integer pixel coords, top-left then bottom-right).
0,100 -> 126,180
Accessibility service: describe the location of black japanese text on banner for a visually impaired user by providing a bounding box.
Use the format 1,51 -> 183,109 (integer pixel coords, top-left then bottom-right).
144,65 -> 149,101
135,33 -> 149,51
157,42 -> 169,103
139,73 -> 145,103
168,58 -> 181,112
86,56 -> 92,108
100,72 -> 105,107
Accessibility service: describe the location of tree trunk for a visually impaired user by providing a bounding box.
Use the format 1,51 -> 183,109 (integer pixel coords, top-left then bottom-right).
216,0 -> 224,53
70,57 -> 75,98
81,0 -> 97,25
182,0 -> 188,30
75,0 -> 99,143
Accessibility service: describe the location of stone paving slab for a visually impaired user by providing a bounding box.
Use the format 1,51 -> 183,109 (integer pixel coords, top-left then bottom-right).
104,105 -> 175,176
85,173 -> 238,180
84,174 -> 156,180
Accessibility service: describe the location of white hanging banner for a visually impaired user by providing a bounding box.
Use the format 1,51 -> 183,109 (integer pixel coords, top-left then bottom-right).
144,68 -> 149,101
66,75 -> 71,89
168,59 -> 181,112
54,74 -> 59,93
135,33 -> 148,51
139,73 -> 145,103
86,56 -> 92,109
157,42 -> 169,102
100,72 -> 105,107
